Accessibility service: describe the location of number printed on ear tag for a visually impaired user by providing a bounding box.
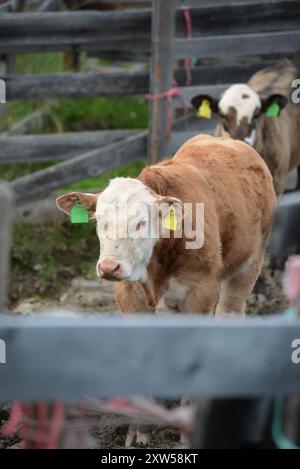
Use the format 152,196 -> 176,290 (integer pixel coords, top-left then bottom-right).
265,102 -> 280,118
70,204 -> 89,224
197,99 -> 212,119
163,207 -> 177,231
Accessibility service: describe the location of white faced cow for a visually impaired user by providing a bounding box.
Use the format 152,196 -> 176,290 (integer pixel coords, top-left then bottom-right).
56,134 -> 276,447
191,60 -> 300,195
57,135 -> 276,317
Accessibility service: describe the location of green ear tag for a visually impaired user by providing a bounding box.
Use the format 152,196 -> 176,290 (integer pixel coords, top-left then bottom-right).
70,204 -> 89,224
265,102 -> 280,118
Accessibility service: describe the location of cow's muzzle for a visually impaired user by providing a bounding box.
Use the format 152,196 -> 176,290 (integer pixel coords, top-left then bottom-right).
97,258 -> 122,281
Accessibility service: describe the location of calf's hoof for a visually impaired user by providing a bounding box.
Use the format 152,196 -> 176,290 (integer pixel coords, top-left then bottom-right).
125,424 -> 151,448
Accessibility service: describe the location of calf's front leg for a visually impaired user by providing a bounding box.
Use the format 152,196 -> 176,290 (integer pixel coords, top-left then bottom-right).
114,280 -> 155,447
114,281 -> 155,314
182,278 -> 218,314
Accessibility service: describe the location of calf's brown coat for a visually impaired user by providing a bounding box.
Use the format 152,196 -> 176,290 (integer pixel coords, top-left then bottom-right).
115,134 -> 276,316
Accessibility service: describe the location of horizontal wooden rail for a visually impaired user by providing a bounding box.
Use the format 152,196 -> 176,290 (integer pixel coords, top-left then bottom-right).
0,2 -> 299,54
5,58 -> 299,101
0,130 -> 138,163
175,30 -> 300,59
3,70 -> 148,100
0,1 -> 13,12
0,314 -> 299,401
178,0 -> 294,5
11,131 -> 147,203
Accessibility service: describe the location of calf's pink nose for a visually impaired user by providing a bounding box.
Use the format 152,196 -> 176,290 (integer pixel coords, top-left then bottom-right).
97,259 -> 121,278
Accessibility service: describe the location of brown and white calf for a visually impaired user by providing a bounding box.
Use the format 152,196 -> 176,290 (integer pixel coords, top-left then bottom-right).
191,60 -> 300,195
56,135 -> 276,317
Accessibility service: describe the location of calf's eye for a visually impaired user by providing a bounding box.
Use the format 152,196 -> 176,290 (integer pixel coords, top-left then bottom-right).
136,221 -> 146,231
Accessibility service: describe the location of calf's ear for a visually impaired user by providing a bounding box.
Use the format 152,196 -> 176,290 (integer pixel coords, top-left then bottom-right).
190,94 -> 219,118
157,196 -> 184,231
56,192 -> 99,216
261,93 -> 288,117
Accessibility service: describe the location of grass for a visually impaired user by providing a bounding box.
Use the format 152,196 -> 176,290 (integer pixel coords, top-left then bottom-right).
14,53 -> 63,75
10,219 -> 99,302
51,96 -> 148,131
3,52 -> 149,303
63,160 -> 145,191
1,53 -> 148,190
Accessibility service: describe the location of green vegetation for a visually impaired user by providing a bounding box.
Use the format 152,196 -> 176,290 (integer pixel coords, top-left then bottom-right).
10,220 -> 99,302
51,96 -> 148,132
14,52 -> 63,75
3,53 -> 149,302
1,53 -> 148,190
64,160 -> 145,191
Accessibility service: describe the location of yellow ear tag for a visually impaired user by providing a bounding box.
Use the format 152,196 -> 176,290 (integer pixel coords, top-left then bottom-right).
197,99 -> 212,119
163,207 -> 177,231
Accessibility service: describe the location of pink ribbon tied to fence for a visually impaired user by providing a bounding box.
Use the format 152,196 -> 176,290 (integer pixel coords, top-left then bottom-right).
2,401 -> 65,449
2,398 -> 193,448
145,85 -> 187,139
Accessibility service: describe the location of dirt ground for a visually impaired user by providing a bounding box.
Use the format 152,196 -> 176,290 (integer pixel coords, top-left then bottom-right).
11,256 -> 289,316
0,255 -> 289,449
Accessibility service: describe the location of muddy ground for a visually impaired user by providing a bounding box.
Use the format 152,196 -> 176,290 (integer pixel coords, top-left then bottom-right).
11,256 -> 289,316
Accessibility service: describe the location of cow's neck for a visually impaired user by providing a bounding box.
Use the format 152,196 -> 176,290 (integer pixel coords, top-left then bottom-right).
254,117 -> 280,173
141,236 -> 185,305
138,165 -> 190,303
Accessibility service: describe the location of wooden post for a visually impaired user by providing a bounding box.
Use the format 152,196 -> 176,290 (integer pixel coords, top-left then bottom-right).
147,0 -> 176,164
0,184 -> 13,313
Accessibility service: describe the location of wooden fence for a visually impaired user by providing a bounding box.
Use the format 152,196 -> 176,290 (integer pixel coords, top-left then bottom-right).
0,0 -> 300,202
1,2 -> 300,447
0,182 -> 300,448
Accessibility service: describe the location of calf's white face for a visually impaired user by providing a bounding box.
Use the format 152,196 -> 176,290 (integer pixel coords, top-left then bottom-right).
56,178 -> 183,283
218,84 -> 261,145
191,84 -> 288,147
95,178 -> 158,282
219,84 -> 261,124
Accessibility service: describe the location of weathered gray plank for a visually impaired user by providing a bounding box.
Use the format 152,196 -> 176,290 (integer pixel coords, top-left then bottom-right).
175,30 -> 300,59
4,58 -> 300,102
176,1 -> 300,38
0,314 -> 299,401
7,114 -> 194,201
0,3 -> 299,54
65,0 -> 150,4
3,70 -> 148,100
176,85 -> 227,108
178,0 -> 294,5
0,185 -> 13,313
167,129 -> 214,154
269,190 -> 300,257
147,0 -> 176,164
0,130 -> 137,163
0,10 -> 150,54
11,131 -> 147,203
0,1 -> 13,12
38,0 -> 62,11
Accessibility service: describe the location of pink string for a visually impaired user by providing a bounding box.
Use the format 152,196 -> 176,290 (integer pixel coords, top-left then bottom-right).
145,86 -> 187,138
182,6 -> 193,86
1,401 -> 22,436
107,397 -> 129,409
20,403 -> 30,449
36,402 -> 47,449
47,402 -> 64,449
